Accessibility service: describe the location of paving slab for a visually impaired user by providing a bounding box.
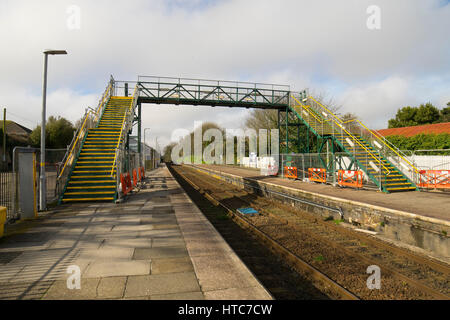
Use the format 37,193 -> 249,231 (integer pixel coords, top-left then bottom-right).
43,278 -> 100,300
151,257 -> 194,274
150,291 -> 205,300
124,272 -> 201,298
133,246 -> 189,260
97,276 -> 127,299
0,165 -> 271,300
84,261 -> 151,278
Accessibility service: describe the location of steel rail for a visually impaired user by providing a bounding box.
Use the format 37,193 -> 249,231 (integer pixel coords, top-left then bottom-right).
173,166 -> 360,300
183,165 -> 450,300
195,164 -> 450,275
189,165 -> 344,218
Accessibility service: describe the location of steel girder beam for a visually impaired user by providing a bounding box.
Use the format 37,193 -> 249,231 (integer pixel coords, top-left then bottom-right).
136,78 -> 290,110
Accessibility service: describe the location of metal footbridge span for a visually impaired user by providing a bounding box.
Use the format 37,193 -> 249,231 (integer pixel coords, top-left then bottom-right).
56,76 -> 422,203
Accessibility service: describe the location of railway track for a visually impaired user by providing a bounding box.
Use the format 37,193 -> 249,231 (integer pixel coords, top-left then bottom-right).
169,165 -> 348,300
170,164 -> 450,300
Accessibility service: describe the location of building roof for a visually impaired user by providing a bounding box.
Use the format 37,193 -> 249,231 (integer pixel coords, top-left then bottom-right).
376,122 -> 450,137
2,120 -> 32,144
4,120 -> 32,135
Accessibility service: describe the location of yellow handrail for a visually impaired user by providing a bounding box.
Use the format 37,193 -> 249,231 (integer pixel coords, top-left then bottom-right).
58,80 -> 112,181
96,82 -> 112,118
110,85 -> 139,176
57,110 -> 96,179
291,95 -> 391,174
309,96 -> 420,174
110,104 -> 130,176
291,96 -> 321,122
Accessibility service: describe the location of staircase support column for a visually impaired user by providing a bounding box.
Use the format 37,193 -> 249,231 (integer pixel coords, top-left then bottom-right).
137,102 -> 142,166
277,109 -> 281,170
285,107 -> 289,154
331,139 -> 336,186
306,124 -> 310,153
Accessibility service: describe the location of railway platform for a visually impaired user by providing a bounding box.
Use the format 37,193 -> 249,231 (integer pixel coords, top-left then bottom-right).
194,165 -> 449,222
0,165 -> 272,300
190,164 -> 449,260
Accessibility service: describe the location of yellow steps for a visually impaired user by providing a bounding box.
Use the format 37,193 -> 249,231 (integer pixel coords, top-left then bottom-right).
68,180 -> 115,184
64,191 -> 115,195
63,197 -> 114,201
67,186 -> 115,189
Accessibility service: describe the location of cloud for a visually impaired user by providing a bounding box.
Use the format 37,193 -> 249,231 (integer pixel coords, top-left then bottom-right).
0,0 -> 448,147
0,83 -> 97,130
337,75 -> 450,129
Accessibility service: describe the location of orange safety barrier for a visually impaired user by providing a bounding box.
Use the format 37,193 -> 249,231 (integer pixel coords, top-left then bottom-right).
308,168 -> 327,183
418,170 -> 450,189
337,170 -> 363,188
126,173 -> 132,191
121,173 -> 132,195
120,174 -> 127,195
284,166 -> 298,179
132,169 -> 138,187
141,167 -> 145,179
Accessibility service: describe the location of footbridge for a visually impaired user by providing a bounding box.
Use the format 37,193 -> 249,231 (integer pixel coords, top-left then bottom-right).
55,75 -> 423,203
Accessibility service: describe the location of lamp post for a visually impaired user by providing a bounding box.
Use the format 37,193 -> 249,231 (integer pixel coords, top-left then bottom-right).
155,136 -> 159,167
40,49 -> 67,211
143,128 -> 151,170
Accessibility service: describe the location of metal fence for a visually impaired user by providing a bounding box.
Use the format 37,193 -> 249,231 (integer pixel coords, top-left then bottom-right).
280,153 -> 379,189
400,149 -> 450,171
279,151 -> 450,191
0,147 -> 67,222
0,170 -> 15,220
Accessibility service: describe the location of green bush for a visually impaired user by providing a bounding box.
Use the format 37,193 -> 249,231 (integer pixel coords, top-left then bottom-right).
385,133 -> 450,154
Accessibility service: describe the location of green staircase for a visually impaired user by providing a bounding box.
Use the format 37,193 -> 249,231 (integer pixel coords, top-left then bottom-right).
60,97 -> 133,202
289,96 -> 417,193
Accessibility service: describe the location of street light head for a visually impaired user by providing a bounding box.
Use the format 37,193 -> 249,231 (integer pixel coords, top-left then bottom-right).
44,49 -> 67,55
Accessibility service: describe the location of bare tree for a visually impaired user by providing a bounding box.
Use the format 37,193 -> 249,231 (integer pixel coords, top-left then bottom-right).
245,109 -> 278,131
308,89 -> 342,113
244,90 -> 342,131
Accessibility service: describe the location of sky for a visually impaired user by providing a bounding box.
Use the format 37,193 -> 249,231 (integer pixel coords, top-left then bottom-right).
0,0 -> 449,150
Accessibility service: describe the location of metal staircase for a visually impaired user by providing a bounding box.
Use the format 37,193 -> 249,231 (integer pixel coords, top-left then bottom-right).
289,94 -> 420,192
56,79 -> 138,203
